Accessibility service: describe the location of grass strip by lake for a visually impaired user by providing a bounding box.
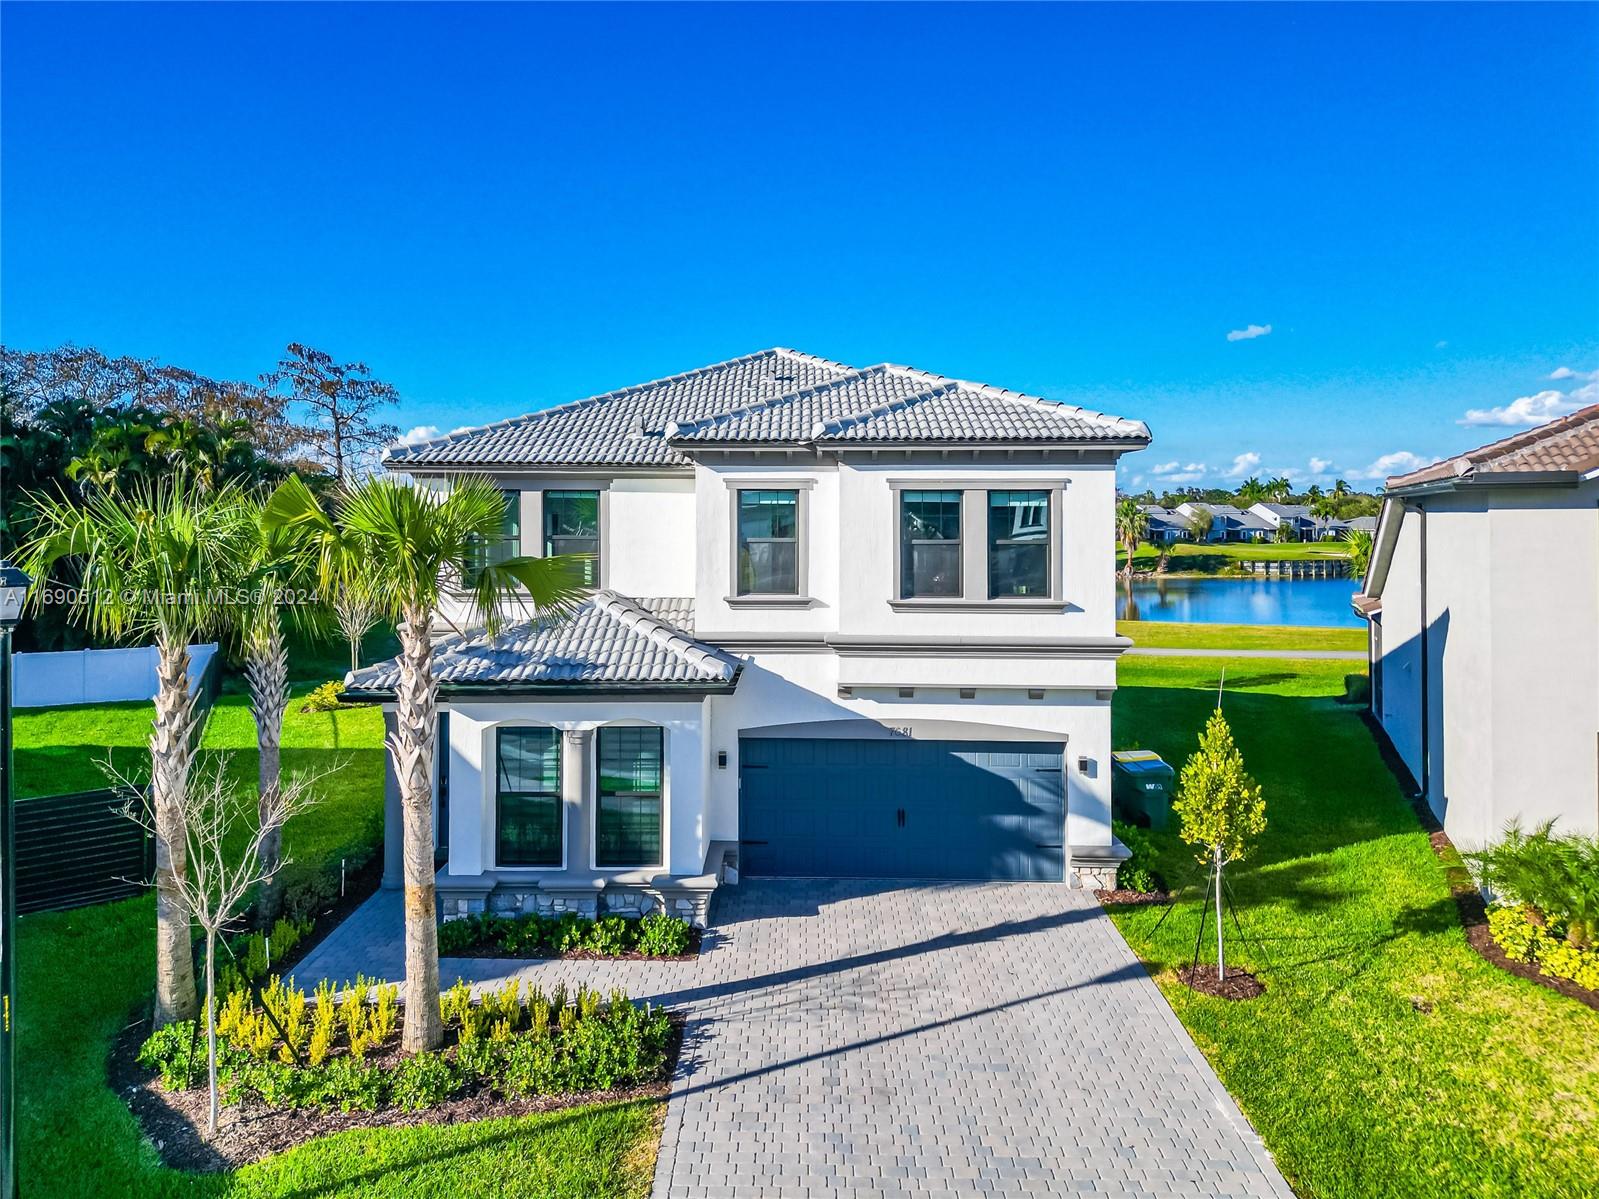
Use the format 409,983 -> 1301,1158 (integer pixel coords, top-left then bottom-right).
1117,620 -> 1367,652
1110,656 -> 1599,1199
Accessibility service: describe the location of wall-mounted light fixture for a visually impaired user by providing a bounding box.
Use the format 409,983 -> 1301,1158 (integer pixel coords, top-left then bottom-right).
1077,755 -> 1092,776
716,750 -> 728,770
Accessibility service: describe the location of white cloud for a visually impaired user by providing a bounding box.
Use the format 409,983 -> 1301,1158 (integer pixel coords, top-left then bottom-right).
1349,451 -> 1432,481
1435,340 -> 1449,350
1460,369 -> 1597,427
396,424 -> 443,446
1308,457 -> 1333,475
1224,451 -> 1261,478
1226,323 -> 1272,342
1150,461 -> 1181,475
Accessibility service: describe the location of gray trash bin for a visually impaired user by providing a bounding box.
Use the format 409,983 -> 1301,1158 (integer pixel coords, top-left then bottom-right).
1112,750 -> 1175,831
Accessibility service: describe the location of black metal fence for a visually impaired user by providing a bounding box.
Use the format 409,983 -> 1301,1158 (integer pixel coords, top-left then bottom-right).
15,787 -> 152,915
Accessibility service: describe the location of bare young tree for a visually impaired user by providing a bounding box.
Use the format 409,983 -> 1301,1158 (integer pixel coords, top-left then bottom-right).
261,344 -> 400,484
113,755 -> 321,1137
333,579 -> 381,675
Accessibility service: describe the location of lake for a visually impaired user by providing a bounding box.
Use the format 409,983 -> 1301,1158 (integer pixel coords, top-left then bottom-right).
1117,576 -> 1362,627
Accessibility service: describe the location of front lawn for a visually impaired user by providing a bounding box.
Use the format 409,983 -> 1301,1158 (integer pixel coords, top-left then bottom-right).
1111,657 -> 1599,1199
15,687 -> 661,1197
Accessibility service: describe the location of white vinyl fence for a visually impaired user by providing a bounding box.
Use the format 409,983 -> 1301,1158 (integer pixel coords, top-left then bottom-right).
13,643 -> 219,709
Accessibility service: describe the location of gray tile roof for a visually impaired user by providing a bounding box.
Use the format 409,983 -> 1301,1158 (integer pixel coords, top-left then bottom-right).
386,349 -> 1149,468
345,593 -> 740,695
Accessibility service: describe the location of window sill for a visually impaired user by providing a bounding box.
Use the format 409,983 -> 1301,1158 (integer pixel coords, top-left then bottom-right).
887,598 -> 1068,613
723,595 -> 821,609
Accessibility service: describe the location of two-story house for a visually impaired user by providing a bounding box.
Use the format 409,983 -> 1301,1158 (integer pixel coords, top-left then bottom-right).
352,348 -> 1151,924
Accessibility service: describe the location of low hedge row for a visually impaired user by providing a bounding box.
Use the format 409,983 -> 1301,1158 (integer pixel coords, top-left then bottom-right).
138,978 -> 673,1114
437,910 -> 695,958
1487,904 -> 1599,992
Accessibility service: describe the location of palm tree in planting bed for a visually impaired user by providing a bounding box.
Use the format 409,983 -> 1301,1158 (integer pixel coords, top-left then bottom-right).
21,477 -> 257,1026
263,473 -> 587,1050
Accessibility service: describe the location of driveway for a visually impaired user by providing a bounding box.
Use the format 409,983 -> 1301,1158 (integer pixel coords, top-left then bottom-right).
297,881 -> 1291,1198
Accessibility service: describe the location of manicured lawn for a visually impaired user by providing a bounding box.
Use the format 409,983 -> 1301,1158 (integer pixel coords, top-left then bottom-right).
14,685 -> 660,1197
1111,656 -> 1599,1199
1118,541 -> 1352,575
1117,620 -> 1366,652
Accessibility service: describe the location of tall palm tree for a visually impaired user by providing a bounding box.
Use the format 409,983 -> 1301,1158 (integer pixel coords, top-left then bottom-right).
1332,478 -> 1351,501
263,474 -> 587,1050
1236,477 -> 1269,504
1114,497 -> 1148,581
1266,476 -> 1292,502
21,478 -> 256,1026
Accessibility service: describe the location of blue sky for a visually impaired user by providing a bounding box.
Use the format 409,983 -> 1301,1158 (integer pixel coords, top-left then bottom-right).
4,2 -> 1596,489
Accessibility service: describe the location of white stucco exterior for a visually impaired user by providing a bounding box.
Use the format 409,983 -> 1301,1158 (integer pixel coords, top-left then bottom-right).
1364,478 -> 1599,849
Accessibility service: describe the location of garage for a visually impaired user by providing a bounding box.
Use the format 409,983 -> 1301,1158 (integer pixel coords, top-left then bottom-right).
738,736 -> 1065,881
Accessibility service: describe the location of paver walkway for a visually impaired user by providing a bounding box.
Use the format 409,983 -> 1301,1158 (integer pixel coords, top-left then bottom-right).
297,881 -> 1291,1198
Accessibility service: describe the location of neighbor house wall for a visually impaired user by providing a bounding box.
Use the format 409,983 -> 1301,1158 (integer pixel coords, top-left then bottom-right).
1376,504 -> 1425,787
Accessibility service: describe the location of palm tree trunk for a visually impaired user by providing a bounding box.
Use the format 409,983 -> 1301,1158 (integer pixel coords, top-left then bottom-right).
392,610 -> 443,1052
248,616 -> 290,925
150,638 -> 200,1027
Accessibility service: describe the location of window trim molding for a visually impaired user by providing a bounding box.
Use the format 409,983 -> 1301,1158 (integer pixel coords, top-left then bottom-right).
589,722 -> 668,872
728,482 -> 812,603
887,478 -> 1068,608
490,723 -> 567,872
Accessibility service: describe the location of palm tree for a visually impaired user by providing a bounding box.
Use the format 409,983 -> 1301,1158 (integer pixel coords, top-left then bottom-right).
263,474 -> 587,1051
1310,494 -> 1341,540
1343,527 -> 1374,580
1332,478 -> 1351,501
1115,497 -> 1148,581
1266,476 -> 1292,502
20,477 -> 256,1026
1236,477 -> 1269,504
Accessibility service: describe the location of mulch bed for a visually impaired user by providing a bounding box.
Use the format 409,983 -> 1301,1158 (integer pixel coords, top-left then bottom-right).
1177,965 -> 1265,1000
1094,888 -> 1171,907
1361,712 -> 1599,1014
106,1010 -> 682,1172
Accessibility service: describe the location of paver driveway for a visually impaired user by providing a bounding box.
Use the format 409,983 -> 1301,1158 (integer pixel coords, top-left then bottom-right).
297,880 -> 1291,1198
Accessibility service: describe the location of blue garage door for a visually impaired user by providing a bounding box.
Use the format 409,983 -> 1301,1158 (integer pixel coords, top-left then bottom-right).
739,737 -> 1065,881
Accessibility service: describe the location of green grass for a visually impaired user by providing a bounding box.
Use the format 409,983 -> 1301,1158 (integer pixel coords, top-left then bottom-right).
1110,656 -> 1599,1199
1117,620 -> 1367,652
1119,540 -> 1351,575
14,685 -> 660,1197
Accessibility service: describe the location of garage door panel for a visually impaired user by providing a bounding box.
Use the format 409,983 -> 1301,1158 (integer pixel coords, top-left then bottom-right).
739,737 -> 1064,881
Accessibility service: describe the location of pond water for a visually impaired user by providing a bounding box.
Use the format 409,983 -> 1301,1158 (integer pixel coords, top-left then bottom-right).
1117,576 -> 1362,627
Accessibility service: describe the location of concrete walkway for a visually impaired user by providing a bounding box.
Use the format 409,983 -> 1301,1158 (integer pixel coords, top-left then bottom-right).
296,882 -> 1290,1198
1127,645 -> 1364,660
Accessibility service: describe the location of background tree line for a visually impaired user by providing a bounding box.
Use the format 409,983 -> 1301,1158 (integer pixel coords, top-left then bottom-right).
0,342 -> 401,650
1127,474 -> 1382,522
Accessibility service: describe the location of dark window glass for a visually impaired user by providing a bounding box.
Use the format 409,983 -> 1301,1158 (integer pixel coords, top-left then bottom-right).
544,491 -> 600,586
463,490 -> 521,587
495,727 -> 562,867
900,491 -> 962,598
736,490 -> 798,595
596,726 -> 663,867
988,490 -> 1051,598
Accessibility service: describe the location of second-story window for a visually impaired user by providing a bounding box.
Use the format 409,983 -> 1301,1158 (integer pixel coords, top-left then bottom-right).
988,490 -> 1051,597
463,489 -> 521,587
544,491 -> 600,587
736,490 -> 798,595
900,491 -> 962,598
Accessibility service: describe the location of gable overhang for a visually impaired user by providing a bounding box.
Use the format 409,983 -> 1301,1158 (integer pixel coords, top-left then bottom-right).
1385,468 -> 1580,499
345,673 -> 741,704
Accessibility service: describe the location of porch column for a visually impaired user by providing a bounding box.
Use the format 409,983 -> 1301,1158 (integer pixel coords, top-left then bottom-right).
562,728 -> 593,872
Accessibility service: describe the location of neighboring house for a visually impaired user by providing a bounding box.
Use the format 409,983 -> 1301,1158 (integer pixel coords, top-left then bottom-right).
1140,505 -> 1192,544
1174,502 -> 1273,542
1247,501 -> 1339,540
1336,514 -> 1377,535
360,348 -> 1152,924
1354,404 -> 1599,848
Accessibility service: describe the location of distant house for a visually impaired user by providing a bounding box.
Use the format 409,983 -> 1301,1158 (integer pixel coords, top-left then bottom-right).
1336,514 -> 1377,535
1249,502 -> 1332,540
1140,505 -> 1193,544
1354,404 -> 1599,847
1174,502 -> 1272,542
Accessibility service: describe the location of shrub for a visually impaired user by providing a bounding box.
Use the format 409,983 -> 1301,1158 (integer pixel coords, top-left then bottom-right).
1112,819 -> 1163,893
1468,822 -> 1599,949
300,679 -> 346,713
436,910 -> 694,959
636,912 -> 692,956
388,1052 -> 461,1111
584,915 -> 634,955
1486,902 -> 1599,993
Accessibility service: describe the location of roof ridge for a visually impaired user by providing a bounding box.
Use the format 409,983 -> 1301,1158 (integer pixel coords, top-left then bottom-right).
663,364 -> 885,438
1390,401 -> 1599,486
808,371 -> 961,438
591,590 -> 736,679
386,348 -> 854,461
